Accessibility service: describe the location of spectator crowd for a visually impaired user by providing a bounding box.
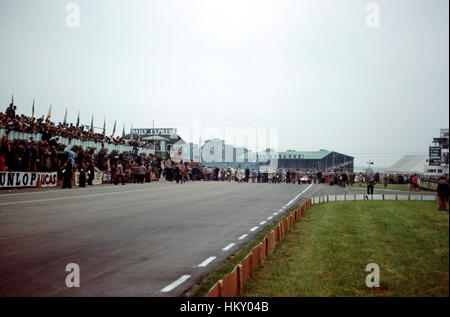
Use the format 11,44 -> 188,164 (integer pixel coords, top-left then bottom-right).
1,102 -> 150,148
0,102 -> 154,174
1,101 -> 448,202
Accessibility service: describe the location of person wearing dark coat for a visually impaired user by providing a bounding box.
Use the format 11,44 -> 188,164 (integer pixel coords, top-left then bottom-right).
366,172 -> 376,195
79,166 -> 86,187
437,176 -> 449,211
174,165 -> 181,184
87,159 -> 95,185
62,159 -> 73,189
245,168 -> 250,182
111,164 -> 117,185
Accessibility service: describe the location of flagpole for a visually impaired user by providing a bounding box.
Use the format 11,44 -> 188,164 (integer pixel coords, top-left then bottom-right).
112,120 -> 116,137
31,99 -> 35,120
63,108 -> 67,124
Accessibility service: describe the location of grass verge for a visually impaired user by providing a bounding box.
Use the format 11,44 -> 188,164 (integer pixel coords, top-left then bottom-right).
242,201 -> 449,297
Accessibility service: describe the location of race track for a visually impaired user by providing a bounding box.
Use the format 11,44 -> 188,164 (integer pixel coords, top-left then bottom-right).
0,181 -> 325,297
0,181 -> 435,296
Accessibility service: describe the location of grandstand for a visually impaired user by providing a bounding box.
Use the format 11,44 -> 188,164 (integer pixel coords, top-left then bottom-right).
385,155 -> 427,174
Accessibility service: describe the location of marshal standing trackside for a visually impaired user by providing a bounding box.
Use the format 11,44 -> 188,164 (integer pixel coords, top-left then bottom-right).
180,301 -> 269,314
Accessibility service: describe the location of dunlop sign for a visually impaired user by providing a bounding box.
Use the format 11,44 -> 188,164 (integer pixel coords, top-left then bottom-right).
0,172 -> 57,188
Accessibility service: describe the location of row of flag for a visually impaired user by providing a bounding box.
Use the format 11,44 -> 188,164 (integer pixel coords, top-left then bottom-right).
12,95 -> 128,138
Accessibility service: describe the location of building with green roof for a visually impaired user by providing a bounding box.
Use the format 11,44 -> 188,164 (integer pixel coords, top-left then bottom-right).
194,139 -> 353,171
254,149 -> 354,171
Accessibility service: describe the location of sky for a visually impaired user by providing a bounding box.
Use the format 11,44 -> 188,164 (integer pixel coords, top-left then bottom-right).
0,0 -> 448,167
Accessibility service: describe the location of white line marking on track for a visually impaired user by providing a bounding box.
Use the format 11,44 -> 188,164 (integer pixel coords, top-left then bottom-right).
198,256 -> 216,267
160,275 -> 191,292
285,184 -> 314,208
238,234 -> 248,240
273,212 -> 279,216
259,221 -> 267,225
222,243 -> 235,251
0,182 -> 212,207
267,216 -> 273,220
0,181 -> 210,197
250,226 -> 258,232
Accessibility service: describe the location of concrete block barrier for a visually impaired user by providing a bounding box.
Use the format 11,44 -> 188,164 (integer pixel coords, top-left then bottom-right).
312,194 -> 435,204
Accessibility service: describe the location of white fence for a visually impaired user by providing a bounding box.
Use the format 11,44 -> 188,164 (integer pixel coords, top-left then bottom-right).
311,194 -> 436,205
0,128 -> 155,156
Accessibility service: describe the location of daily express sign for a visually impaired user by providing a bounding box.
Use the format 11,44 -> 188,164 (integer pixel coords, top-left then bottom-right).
132,128 -> 176,136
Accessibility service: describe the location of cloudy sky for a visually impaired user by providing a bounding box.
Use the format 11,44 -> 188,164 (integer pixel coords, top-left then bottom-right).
0,0 -> 448,167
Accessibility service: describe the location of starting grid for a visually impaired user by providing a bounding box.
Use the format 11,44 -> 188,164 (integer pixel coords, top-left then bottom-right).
310,194 -> 437,205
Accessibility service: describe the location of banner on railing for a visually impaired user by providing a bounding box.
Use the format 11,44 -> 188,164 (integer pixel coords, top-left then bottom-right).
38,172 -> 58,187
0,171 -> 57,188
73,172 -> 103,186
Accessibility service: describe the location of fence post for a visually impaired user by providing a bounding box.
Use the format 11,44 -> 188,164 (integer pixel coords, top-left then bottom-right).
249,251 -> 253,277
259,242 -> 264,262
219,280 -> 224,297
237,264 -> 243,296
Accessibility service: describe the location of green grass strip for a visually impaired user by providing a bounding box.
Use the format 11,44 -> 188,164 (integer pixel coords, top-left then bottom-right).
242,201 -> 448,297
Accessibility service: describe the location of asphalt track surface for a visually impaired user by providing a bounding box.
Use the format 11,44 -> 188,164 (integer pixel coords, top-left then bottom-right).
0,182 -> 435,297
